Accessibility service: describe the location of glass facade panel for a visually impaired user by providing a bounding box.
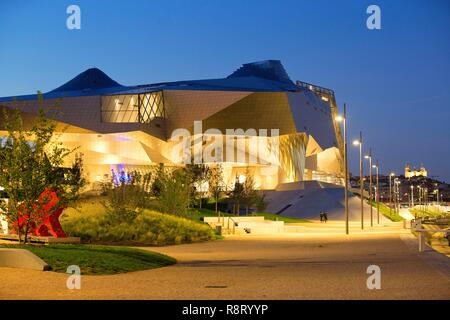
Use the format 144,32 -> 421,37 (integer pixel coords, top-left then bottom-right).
101,92 -> 164,123
101,94 -> 139,123
140,92 -> 164,123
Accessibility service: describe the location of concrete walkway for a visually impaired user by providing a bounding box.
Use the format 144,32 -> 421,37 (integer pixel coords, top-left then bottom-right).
0,223 -> 449,299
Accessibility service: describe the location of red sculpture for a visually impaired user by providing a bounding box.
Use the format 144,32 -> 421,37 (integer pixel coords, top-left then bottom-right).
12,189 -> 67,238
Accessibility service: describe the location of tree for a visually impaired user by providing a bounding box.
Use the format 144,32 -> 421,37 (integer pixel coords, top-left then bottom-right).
230,177 -> 244,215
159,168 -> 191,216
0,99 -> 85,243
208,164 -> 224,216
104,169 -> 152,223
185,164 -> 211,209
150,163 -> 165,197
255,193 -> 268,212
242,168 -> 258,215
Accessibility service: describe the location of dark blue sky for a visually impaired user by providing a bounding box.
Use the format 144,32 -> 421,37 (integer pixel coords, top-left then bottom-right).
1,0 -> 449,181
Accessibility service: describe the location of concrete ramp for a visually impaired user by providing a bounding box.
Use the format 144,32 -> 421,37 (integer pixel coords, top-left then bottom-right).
264,183 -> 386,222
0,248 -> 49,271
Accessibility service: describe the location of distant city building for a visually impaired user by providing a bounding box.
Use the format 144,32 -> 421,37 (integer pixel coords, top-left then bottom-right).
405,163 -> 427,178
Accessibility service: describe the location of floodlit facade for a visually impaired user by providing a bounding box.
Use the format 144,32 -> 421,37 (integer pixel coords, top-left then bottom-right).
0,60 -> 344,191
405,163 -> 427,178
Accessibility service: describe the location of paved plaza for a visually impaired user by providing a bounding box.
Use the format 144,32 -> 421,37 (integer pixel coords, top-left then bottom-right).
1,222 -> 449,300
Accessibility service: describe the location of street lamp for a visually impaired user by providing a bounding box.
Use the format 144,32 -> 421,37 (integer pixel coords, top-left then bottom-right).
365,149 -> 373,227
434,189 -> 440,213
394,178 -> 401,213
410,185 -> 414,208
389,172 -> 395,216
335,104 -> 349,235
434,183 -> 439,212
418,185 -> 422,213
353,131 -> 364,229
372,161 -> 379,224
422,187 -> 426,212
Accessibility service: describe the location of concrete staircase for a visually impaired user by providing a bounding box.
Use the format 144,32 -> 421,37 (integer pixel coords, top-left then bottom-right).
204,216 -> 398,235
204,216 -> 285,235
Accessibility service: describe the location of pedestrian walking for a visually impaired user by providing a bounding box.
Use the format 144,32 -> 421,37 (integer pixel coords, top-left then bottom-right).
319,211 -> 324,222
323,211 -> 328,223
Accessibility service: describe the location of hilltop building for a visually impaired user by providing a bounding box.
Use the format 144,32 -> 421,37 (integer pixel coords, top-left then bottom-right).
405,164 -> 428,178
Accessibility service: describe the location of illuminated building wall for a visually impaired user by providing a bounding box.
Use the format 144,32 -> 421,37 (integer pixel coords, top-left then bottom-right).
0,60 -> 344,191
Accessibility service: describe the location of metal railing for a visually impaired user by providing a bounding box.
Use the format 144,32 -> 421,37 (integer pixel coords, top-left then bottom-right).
411,219 -> 449,252
214,212 -> 238,235
227,217 -> 238,234
295,80 -> 335,97
296,80 -> 344,178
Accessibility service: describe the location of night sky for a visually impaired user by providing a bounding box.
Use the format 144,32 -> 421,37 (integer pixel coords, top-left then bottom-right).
1,0 -> 449,181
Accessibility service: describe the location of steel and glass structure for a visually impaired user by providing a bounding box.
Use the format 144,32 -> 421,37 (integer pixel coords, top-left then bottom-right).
0,60 -> 344,192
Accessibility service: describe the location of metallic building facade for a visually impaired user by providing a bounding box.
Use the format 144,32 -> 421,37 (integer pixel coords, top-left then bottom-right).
0,60 -> 344,190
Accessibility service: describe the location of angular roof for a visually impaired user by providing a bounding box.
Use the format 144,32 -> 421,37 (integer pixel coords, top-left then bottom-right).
0,60 -> 300,102
49,68 -> 124,93
227,60 -> 293,84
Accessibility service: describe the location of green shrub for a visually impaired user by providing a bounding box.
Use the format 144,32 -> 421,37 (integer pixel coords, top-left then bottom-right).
104,182 -> 151,222
62,208 -> 215,245
158,169 -> 191,216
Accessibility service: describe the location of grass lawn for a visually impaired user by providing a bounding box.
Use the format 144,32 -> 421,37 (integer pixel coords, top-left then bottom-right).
189,208 -> 226,223
257,212 -> 311,223
410,208 -> 448,219
189,208 -> 310,223
369,201 -> 403,222
0,243 -> 176,275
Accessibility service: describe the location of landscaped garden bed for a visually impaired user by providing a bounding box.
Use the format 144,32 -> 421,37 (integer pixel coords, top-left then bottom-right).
60,198 -> 217,246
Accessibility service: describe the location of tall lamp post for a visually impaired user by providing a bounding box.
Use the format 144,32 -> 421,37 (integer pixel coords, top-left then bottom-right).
365,149 -> 373,227
434,183 -> 439,212
335,104 -> 349,234
394,178 -> 400,213
389,172 -> 395,216
372,161 -> 379,224
410,185 -> 414,208
422,188 -> 426,212
353,131 -> 364,230
418,186 -> 422,213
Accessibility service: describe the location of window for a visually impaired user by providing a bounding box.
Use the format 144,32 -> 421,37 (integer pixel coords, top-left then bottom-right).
139,92 -> 164,123
101,91 -> 164,123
